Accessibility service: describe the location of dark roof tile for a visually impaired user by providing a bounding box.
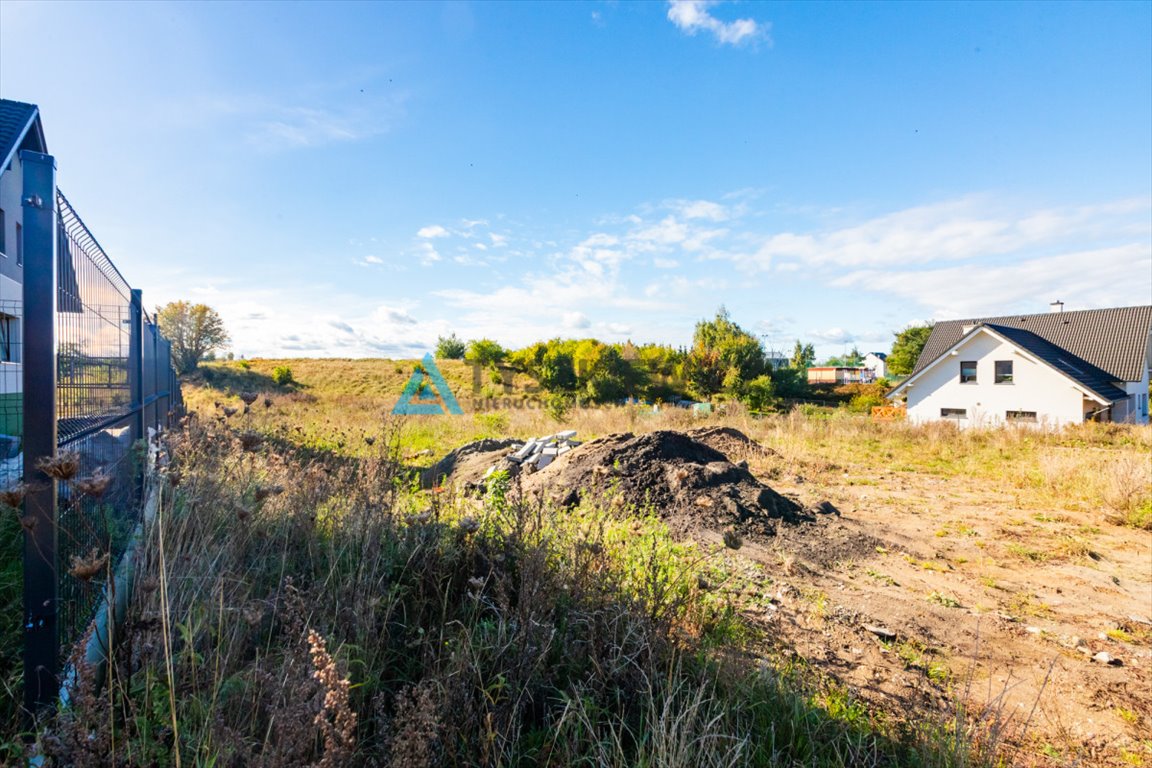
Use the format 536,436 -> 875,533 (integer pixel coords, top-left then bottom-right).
914,306 -> 1152,383
0,98 -> 45,170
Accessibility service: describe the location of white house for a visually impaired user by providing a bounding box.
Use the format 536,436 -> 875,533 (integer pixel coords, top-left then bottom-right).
887,304 -> 1152,428
0,99 -> 47,472
863,352 -> 887,381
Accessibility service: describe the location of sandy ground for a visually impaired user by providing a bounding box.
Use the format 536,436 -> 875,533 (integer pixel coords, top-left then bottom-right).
430,428 -> 1151,766
727,457 -> 1152,767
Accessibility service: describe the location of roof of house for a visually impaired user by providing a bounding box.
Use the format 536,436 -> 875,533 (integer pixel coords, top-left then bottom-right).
986,324 -> 1128,402
913,305 -> 1152,383
866,352 -> 887,360
0,98 -> 46,172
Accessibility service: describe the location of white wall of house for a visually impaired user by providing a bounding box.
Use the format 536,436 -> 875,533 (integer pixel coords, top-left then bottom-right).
0,154 -> 24,269
1119,333 -> 1151,424
864,353 -> 886,379
903,331 -> 1098,428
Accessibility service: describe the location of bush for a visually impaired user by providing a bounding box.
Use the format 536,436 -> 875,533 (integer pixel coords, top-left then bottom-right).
435,333 -> 467,360
272,365 -> 294,386
465,338 -> 506,368
741,374 -> 776,412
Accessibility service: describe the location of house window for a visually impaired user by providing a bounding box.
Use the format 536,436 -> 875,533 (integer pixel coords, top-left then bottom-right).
0,314 -> 18,363
994,360 -> 1013,384
960,361 -> 977,383
941,408 -> 967,418
1006,410 -> 1037,423
15,223 -> 21,267
0,208 -> 6,254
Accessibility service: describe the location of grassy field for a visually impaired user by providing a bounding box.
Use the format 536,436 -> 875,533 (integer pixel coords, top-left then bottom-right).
3,358 -> 1149,766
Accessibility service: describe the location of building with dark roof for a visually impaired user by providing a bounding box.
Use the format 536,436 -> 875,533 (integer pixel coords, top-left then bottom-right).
887,303 -> 1152,427
0,98 -> 47,440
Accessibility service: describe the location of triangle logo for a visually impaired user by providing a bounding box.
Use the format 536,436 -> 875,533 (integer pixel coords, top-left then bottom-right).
392,353 -> 464,415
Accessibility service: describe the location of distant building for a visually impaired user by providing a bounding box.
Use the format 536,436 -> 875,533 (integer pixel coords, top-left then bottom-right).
887,304 -> 1152,427
807,366 -> 867,385
863,352 -> 887,380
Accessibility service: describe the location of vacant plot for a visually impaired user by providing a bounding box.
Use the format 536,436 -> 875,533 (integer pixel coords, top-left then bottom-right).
91,359 -> 1149,766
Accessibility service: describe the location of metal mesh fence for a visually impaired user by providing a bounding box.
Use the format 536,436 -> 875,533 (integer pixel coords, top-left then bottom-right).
51,191 -> 151,654
56,192 -> 133,444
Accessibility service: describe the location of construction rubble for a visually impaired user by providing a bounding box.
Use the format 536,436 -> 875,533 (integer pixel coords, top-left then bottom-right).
488,430 -> 581,474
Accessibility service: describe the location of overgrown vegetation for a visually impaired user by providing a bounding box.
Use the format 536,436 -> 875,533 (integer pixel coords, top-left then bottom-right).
5,358 -> 1148,764
20,414 -> 1003,767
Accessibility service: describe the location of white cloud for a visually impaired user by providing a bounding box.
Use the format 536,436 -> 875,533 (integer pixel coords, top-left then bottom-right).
371,305 -> 418,326
606,322 -> 633,336
675,199 -> 729,221
808,327 -> 856,344
833,244 -> 1152,320
417,224 -> 450,239
729,196 -> 1152,271
563,311 -> 591,330
418,242 -> 442,265
653,257 -> 680,269
363,255 -> 383,264
666,0 -> 768,47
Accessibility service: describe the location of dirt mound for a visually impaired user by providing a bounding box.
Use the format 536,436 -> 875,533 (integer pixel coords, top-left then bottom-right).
420,437 -> 520,489
685,426 -> 777,460
519,430 -> 805,537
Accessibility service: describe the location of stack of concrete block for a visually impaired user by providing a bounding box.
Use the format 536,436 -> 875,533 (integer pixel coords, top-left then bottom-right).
506,430 -> 580,471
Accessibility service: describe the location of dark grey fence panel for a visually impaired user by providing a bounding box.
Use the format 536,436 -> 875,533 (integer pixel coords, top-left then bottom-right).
16,161 -> 182,719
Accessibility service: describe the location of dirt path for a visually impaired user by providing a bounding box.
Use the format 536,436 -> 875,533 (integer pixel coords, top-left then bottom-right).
732,466 -> 1151,766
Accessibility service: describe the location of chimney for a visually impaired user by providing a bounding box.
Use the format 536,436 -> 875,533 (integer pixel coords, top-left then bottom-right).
1050,300 -> 1064,313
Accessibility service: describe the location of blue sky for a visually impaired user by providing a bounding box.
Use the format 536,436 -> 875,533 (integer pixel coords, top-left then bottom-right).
2,0 -> 1149,360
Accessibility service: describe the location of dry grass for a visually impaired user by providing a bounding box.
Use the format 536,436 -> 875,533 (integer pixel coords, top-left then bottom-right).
27,396 -> 1032,766
17,358 -> 1148,764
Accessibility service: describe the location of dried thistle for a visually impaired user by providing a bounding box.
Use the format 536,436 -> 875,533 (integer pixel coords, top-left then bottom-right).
238,431 -> 263,452
0,483 -> 27,508
72,471 -> 112,499
722,529 -> 743,550
222,406 -> 238,418
364,435 -> 376,446
238,391 -> 259,405
37,451 -> 81,480
458,516 -> 480,534
264,396 -> 274,409
68,548 -> 109,581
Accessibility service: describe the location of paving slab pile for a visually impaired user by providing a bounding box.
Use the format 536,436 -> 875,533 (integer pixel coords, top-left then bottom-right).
486,430 -> 581,475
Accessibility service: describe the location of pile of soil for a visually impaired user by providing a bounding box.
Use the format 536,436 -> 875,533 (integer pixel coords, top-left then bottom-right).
425,428 -> 805,538
519,430 -> 803,537
419,437 -> 520,489
685,425 -> 778,460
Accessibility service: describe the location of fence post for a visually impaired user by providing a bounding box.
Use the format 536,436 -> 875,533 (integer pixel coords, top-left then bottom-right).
21,150 -> 59,720
130,289 -> 143,442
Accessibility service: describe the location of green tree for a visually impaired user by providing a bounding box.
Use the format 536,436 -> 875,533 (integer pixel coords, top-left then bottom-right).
465,338 -> 506,368
887,323 -> 934,376
789,340 -> 816,371
435,333 -> 467,359
824,345 -> 864,367
156,301 -> 230,375
686,308 -> 765,398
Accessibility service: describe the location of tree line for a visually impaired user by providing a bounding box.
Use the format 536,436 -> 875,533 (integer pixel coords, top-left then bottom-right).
155,301 -> 935,410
